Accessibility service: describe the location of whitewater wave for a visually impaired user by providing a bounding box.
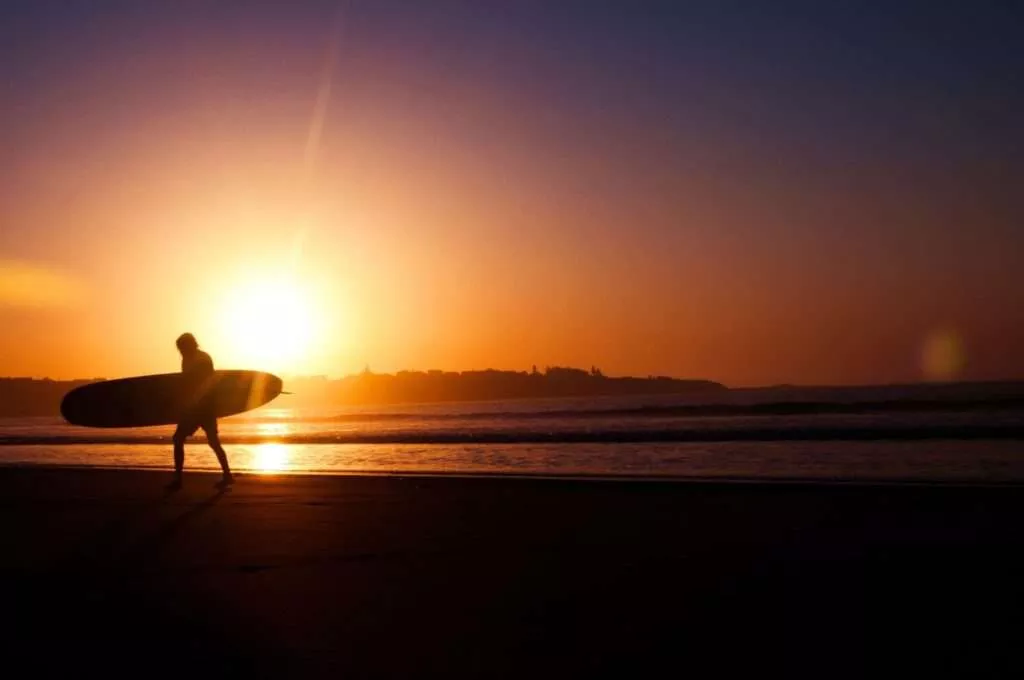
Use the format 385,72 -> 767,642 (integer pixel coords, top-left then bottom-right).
2,423 -> 1023,446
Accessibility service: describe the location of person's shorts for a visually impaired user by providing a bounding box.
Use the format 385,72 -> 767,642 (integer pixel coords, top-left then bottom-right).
174,418 -> 218,439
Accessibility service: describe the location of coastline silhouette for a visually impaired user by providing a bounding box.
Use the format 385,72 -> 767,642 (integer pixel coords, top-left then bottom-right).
4,366 -> 725,417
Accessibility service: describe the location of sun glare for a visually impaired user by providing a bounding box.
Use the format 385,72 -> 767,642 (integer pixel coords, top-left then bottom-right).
251,443 -> 291,473
217,278 -> 317,372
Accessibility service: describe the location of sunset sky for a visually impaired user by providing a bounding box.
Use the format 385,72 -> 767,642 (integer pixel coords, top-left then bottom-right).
1,1 -> 1021,386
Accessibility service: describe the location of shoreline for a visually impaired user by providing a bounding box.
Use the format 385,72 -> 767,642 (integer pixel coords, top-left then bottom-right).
3,461 -> 1024,488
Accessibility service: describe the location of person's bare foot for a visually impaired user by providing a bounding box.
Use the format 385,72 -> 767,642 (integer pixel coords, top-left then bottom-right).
165,476 -> 183,492
214,473 -> 234,490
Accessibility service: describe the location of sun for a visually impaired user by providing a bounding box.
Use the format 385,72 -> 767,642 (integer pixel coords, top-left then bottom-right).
216,277 -> 317,372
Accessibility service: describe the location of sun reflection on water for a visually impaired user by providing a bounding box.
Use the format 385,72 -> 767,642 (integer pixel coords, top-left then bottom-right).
251,443 -> 291,473
250,418 -> 293,473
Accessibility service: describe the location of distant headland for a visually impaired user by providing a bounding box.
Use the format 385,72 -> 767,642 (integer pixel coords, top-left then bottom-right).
0,366 -> 726,417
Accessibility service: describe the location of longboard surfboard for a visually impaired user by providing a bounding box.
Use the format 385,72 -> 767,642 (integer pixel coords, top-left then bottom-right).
60,370 -> 283,428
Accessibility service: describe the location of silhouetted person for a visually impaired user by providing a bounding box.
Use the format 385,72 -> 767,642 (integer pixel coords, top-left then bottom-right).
167,333 -> 234,490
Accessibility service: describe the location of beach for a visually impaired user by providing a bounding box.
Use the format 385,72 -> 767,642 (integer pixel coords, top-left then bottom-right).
3,467 -> 1022,677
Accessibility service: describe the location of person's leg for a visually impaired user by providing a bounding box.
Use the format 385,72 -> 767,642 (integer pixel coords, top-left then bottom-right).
203,421 -> 233,481
169,423 -> 192,489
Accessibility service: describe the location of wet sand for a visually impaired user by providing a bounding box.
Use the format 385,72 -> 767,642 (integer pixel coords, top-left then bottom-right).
3,467 -> 1022,677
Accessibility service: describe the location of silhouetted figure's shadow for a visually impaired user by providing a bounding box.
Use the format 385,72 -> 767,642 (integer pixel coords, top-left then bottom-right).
129,487 -> 228,566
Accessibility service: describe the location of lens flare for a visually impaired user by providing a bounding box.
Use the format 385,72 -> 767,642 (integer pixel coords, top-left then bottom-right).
921,329 -> 964,381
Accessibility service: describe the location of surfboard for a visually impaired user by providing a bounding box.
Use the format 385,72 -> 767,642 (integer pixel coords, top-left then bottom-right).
60,370 -> 283,428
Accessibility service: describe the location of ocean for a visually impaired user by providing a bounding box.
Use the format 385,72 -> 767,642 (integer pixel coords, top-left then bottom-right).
2,384 -> 1023,482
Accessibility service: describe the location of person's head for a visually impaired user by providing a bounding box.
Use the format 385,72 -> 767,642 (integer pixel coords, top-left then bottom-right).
176,332 -> 199,357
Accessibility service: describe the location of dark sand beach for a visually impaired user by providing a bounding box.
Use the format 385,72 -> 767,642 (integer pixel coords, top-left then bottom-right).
3,467 -> 1022,677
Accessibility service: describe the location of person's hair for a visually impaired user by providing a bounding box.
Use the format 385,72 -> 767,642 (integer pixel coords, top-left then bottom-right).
176,333 -> 199,351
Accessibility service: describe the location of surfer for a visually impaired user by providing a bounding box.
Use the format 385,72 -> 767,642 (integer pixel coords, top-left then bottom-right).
168,333 -> 234,490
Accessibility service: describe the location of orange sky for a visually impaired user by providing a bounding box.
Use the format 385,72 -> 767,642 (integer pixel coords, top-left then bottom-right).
1,3 -> 1022,386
